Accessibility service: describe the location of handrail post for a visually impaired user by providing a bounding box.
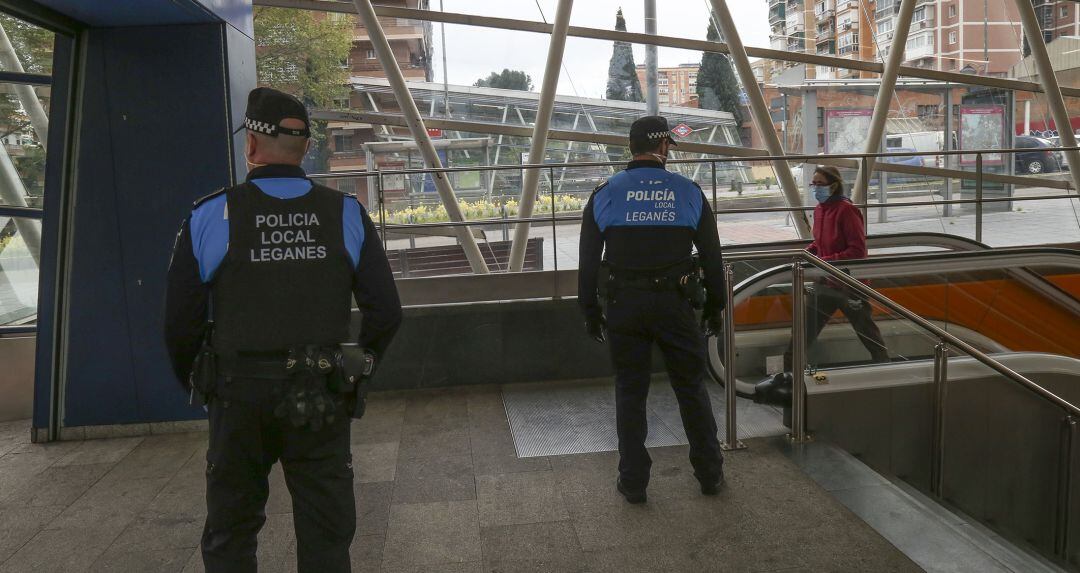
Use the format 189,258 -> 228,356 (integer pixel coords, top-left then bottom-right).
860,156 -> 870,234
721,263 -> 746,451
975,153 -> 983,244
377,173 -> 387,245
931,341 -> 949,497
550,167 -> 559,295
790,259 -> 810,442
711,161 -> 718,218
1056,415 -> 1076,558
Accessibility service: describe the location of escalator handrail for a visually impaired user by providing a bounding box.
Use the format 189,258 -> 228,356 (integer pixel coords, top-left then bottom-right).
726,248 -> 1080,417
723,232 -> 991,256
728,247 -> 1080,304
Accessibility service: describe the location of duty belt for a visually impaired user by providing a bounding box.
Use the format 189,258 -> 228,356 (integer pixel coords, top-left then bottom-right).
217,351 -> 293,380
617,275 -> 681,292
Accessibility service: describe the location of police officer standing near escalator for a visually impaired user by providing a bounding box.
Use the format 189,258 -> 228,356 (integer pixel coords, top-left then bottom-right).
164,87 -> 402,573
579,116 -> 726,504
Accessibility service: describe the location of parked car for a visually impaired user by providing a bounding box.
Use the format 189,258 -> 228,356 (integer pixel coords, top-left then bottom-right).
1014,136 -> 1062,174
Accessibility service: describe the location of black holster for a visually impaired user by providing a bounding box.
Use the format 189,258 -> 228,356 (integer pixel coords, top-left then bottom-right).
330,344 -> 377,419
678,256 -> 707,310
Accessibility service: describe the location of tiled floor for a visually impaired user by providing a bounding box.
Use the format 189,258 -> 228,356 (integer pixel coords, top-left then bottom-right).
0,386 -> 920,572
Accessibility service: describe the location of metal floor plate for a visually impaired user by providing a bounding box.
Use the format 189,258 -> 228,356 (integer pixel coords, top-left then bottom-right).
502,378 -> 788,458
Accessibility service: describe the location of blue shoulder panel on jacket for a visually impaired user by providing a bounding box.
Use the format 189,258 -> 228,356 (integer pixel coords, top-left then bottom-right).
343,195 -> 366,270
251,177 -> 312,199
593,168 -> 702,233
189,194 -> 229,283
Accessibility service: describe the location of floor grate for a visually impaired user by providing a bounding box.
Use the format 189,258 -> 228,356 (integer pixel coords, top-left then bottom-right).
502,378 -> 788,458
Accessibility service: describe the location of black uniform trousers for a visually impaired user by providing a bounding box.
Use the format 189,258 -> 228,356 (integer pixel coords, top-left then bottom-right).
202,376 -> 355,573
784,281 -> 889,370
606,288 -> 723,491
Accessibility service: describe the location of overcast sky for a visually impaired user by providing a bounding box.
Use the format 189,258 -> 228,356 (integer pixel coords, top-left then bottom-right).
430,1 -> 769,99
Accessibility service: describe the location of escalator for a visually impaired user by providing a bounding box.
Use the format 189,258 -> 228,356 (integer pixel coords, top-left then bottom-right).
709,247 -> 1080,396
707,246 -> 1080,569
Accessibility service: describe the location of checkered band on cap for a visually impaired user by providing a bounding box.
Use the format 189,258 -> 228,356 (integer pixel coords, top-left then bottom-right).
245,118 -> 277,136
647,130 -> 672,140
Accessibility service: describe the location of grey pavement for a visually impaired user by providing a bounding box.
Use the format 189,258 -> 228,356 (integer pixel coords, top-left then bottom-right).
0,386 -> 921,573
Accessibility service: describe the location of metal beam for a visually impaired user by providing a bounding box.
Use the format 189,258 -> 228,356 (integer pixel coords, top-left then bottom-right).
707,0 -> 811,238
508,0 -> 573,273
350,0 -> 489,274
852,0 -> 916,206
1014,0 -> 1080,195
0,142 -> 40,265
253,0 -> 1080,99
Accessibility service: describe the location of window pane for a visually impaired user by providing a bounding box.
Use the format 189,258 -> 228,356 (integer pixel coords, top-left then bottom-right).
0,87 -> 49,208
0,216 -> 38,325
0,13 -> 54,76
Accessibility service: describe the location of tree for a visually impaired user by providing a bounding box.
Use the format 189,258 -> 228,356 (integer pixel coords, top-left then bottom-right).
254,8 -> 354,172
474,69 -> 533,91
0,14 -> 52,201
255,8 -> 354,107
606,9 -> 643,102
697,21 -> 742,123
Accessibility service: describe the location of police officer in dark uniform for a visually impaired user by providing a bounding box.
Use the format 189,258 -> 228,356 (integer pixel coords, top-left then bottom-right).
579,116 -> 726,504
164,87 -> 402,572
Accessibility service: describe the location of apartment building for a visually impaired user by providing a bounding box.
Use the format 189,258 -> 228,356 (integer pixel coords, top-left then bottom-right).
326,0 -> 433,179
770,0 -> 1058,80
634,63 -> 700,107
1034,0 -> 1080,44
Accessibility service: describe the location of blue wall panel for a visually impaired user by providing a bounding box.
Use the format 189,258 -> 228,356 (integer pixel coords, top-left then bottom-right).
61,23 -> 254,427
200,0 -> 254,39
32,34 -> 74,430
61,31 -> 141,426
33,0 -> 214,27
226,22 -> 256,179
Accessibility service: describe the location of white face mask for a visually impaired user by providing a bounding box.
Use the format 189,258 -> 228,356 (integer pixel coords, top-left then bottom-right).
648,152 -> 667,165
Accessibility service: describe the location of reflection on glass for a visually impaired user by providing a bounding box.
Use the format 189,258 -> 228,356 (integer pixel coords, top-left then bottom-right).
0,14 -> 54,76
0,216 -> 38,325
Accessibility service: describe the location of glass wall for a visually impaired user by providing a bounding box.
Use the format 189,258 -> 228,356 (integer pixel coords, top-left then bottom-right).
277,2 -> 1080,276
0,13 -> 54,326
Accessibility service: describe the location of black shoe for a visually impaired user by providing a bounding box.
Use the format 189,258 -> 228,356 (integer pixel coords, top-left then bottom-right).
616,478 -> 647,504
754,372 -> 793,406
699,471 -> 725,496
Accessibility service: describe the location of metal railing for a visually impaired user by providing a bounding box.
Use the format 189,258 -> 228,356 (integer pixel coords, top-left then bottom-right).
312,145 -> 1080,249
716,248 -> 1080,556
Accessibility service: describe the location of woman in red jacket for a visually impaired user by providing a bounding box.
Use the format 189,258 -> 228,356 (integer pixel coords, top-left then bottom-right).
756,166 -> 888,404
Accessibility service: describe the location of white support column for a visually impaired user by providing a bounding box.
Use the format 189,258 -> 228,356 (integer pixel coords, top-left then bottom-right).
707,0 -> 811,238
0,23 -> 47,150
351,0 -> 489,273
1014,0 -> 1080,193
508,0 -> 573,273
0,144 -> 40,264
852,0 -> 916,206
644,0 -> 658,116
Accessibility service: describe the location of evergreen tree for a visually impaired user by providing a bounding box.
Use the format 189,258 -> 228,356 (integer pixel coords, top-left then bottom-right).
606,9 -> 643,102
474,69 -> 533,91
697,21 -> 742,124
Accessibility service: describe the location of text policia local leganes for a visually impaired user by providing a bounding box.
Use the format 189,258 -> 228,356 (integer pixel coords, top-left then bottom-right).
250,212 -> 328,262
625,189 -> 677,223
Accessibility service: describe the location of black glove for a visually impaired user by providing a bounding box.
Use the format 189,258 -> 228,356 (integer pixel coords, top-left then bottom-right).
274,376 -> 337,431
585,315 -> 607,343
701,311 -> 723,338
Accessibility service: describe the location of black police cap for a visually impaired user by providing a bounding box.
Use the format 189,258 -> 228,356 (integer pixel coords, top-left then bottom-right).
244,87 -> 311,138
628,115 -> 678,147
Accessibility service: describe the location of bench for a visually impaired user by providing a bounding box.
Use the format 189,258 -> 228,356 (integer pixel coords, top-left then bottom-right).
387,237 -> 544,278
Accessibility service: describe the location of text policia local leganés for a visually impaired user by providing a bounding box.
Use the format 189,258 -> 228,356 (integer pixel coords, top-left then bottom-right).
250,212 -> 328,262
